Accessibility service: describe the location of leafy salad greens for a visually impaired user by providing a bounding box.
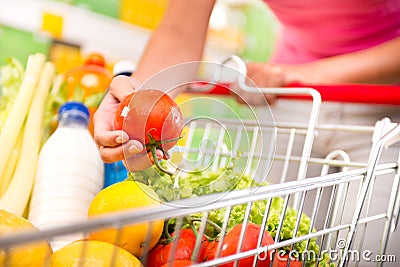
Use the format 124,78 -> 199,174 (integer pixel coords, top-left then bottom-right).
0,58 -> 24,131
0,57 -> 64,145
129,161 -> 333,267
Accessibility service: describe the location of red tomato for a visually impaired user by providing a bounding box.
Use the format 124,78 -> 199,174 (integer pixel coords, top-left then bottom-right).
114,90 -> 183,152
272,252 -> 302,267
146,228 -> 207,267
160,260 -> 194,267
205,223 -> 275,267
200,240 -> 218,262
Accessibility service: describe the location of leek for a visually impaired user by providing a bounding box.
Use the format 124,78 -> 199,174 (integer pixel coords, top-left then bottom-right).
0,60 -> 56,216
0,53 -> 45,181
0,128 -> 23,196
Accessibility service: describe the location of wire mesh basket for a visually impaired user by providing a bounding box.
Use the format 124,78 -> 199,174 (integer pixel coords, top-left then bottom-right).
1,57 -> 400,267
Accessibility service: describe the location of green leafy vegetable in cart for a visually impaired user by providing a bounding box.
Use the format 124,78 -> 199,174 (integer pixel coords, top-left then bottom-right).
0,58 -> 24,131
129,161 -> 333,267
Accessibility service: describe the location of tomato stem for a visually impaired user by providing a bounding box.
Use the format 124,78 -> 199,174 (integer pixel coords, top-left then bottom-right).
160,220 -> 174,244
187,222 -> 204,263
145,135 -> 183,155
150,143 -> 174,176
146,133 -> 184,176
185,216 -> 222,239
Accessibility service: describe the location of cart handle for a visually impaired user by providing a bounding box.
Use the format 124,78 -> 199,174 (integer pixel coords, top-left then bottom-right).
187,55 -> 400,105
187,55 -> 322,184
193,81 -> 400,105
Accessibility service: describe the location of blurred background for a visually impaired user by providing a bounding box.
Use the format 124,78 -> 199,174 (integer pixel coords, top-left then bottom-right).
0,0 -> 279,72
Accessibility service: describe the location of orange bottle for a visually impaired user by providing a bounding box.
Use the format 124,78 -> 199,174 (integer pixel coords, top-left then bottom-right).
64,53 -> 113,135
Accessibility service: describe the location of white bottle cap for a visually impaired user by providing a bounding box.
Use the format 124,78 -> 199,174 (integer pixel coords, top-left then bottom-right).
112,60 -> 137,76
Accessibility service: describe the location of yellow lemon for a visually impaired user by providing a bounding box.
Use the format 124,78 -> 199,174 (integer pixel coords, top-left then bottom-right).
48,240 -> 143,267
88,181 -> 164,257
0,209 -> 52,267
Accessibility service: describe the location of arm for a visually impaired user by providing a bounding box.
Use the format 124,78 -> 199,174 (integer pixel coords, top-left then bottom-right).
133,0 -> 216,88
279,36 -> 400,85
242,36 -> 400,105
94,0 -> 216,168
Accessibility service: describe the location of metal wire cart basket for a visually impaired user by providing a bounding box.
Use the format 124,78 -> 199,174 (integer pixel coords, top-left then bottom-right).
1,57 -> 400,267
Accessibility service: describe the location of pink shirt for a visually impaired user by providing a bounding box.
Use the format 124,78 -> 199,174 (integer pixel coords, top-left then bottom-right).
265,0 -> 400,64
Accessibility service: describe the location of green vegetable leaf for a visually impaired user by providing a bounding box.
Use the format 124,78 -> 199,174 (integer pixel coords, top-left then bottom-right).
129,160 -> 333,266
0,58 -> 24,131
39,77 -> 70,146
84,91 -> 106,108
71,84 -> 84,102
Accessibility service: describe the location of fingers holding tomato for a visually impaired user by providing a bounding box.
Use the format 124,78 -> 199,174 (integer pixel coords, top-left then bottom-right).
94,75 -> 139,163
114,89 -> 184,174
109,75 -> 140,102
114,90 -> 183,149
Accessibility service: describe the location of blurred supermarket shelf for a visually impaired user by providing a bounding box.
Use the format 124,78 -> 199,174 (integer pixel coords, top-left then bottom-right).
0,0 -> 151,62
0,0 -> 237,63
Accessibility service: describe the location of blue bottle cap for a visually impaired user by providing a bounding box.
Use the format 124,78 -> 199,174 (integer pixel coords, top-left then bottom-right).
58,101 -> 90,120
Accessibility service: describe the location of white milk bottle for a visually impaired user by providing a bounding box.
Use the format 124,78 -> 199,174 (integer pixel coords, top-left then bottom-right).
28,101 -> 104,251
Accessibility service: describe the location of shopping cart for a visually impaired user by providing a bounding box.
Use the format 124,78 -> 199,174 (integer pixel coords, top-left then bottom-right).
1,56 -> 400,267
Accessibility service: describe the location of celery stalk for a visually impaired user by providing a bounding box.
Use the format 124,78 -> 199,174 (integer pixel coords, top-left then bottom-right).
0,53 -> 46,182
0,128 -> 23,196
41,74 -> 65,146
0,61 -> 56,216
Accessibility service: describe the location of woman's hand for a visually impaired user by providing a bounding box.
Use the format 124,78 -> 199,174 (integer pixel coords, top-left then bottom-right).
93,75 -> 163,172
232,63 -> 303,106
